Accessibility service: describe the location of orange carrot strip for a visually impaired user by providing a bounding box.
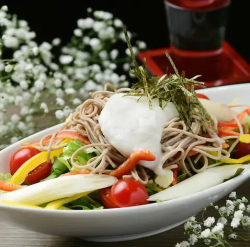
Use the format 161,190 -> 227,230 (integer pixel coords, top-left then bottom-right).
109,150 -> 156,178
187,150 -> 199,157
218,128 -> 240,137
0,180 -> 23,192
60,170 -> 90,177
222,143 -> 229,149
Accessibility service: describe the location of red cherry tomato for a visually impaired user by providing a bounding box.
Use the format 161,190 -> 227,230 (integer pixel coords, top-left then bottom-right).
10,147 -> 41,175
236,143 -> 250,158
10,147 -> 52,184
100,188 -> 118,208
110,179 -> 149,208
196,93 -> 209,100
25,161 -> 52,185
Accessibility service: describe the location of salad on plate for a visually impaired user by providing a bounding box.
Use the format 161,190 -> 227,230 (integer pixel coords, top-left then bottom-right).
1,31 -> 250,210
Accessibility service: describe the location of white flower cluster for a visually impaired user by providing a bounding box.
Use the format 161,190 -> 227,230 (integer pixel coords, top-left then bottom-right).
176,192 -> 250,246
0,6 -> 147,149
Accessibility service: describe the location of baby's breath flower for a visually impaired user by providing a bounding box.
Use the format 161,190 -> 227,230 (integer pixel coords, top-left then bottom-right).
204,217 -> 215,227
99,50 -> 108,60
218,217 -> 227,225
175,241 -> 190,247
52,38 -> 61,46
200,229 -> 211,239
53,78 -> 62,87
10,136 -> 19,144
83,36 -> 90,44
228,233 -> 237,240
5,64 -> 13,73
4,36 -> 19,48
20,80 -> 28,90
229,192 -> 237,199
34,80 -> 44,91
231,218 -> 240,228
203,239 -> 211,245
65,88 -> 76,94
72,98 -> 82,105
242,197 -> 248,203
188,234 -> 198,245
59,55 -> 73,64
110,49 -> 119,60
212,223 -> 224,233
89,38 -> 100,47
137,41 -> 147,49
55,110 -> 64,120
241,216 -> 250,227
11,114 -> 20,123
56,98 -> 65,106
239,203 -> 246,211
40,102 -> 48,113
1,5 -> 8,11
234,210 -> 243,220
114,19 -> 123,28
74,28 -> 82,37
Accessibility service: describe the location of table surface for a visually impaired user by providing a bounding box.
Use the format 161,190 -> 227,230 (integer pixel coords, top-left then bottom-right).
1,181 -> 250,247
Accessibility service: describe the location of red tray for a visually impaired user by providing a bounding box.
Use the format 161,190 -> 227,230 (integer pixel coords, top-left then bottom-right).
137,42 -> 250,88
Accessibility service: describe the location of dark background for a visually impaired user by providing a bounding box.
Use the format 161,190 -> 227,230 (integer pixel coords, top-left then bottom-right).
1,0 -> 250,61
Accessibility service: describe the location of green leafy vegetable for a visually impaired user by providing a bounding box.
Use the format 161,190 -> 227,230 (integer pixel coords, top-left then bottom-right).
146,181 -> 164,196
123,29 -> 214,131
66,192 -> 104,210
43,157 -> 70,181
223,168 -> 245,182
243,119 -> 250,134
63,140 -> 99,166
0,173 -> 12,195
176,173 -> 188,183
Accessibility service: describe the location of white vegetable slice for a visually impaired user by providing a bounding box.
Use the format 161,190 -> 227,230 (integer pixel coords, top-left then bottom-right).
148,165 -> 250,201
199,98 -> 234,122
155,170 -> 173,188
0,174 -> 117,205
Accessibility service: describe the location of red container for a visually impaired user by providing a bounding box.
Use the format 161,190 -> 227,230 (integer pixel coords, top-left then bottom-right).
137,42 -> 250,88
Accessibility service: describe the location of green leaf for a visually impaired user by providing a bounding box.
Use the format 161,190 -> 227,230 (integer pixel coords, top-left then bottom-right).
66,192 -> 104,210
42,157 -> 69,181
0,173 -> 12,183
243,120 -> 250,134
223,168 -> 245,182
63,140 -> 98,167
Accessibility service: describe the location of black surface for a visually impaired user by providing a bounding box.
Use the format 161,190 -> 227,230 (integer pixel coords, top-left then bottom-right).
0,0 -> 249,61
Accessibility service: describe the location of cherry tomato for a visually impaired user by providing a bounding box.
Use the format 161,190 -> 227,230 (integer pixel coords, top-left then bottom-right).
10,147 -> 41,175
110,179 -> 149,208
196,93 -> 209,100
10,147 -> 52,184
236,143 -> 250,158
100,188 -> 118,208
25,161 -> 52,185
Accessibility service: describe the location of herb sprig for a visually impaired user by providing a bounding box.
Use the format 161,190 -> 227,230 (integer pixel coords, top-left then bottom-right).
123,29 -> 215,131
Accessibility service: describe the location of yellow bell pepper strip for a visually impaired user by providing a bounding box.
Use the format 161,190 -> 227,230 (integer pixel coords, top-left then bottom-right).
1,200 -> 42,209
221,154 -> 250,164
45,192 -> 91,210
239,134 -> 250,144
9,148 -> 64,185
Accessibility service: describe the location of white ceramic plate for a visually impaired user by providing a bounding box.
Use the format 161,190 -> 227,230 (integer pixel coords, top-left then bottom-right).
0,83 -> 250,242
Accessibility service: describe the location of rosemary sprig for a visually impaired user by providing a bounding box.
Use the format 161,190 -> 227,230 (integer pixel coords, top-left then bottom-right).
123,29 -> 215,131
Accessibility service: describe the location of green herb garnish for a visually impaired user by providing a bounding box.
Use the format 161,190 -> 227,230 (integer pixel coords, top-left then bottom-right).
223,168 -> 244,182
123,29 -> 215,131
